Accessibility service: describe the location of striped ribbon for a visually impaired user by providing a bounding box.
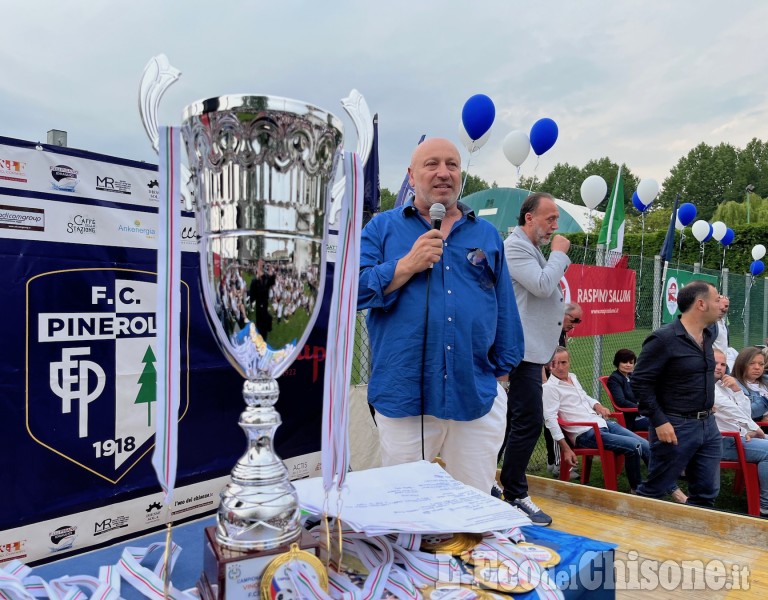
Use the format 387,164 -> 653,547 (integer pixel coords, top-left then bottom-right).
0,531 -> 563,600
322,151 -> 364,495
116,543 -> 195,600
152,125 -> 182,505
0,560 -> 122,600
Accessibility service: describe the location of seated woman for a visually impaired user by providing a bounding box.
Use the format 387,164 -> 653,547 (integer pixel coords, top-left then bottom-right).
713,349 -> 768,518
732,347 -> 768,421
607,349 -> 649,432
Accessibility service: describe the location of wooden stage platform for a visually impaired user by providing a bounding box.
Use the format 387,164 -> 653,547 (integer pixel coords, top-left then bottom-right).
526,475 -> 768,598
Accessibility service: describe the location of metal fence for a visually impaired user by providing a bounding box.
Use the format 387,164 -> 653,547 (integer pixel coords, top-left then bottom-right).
353,249 -> 767,472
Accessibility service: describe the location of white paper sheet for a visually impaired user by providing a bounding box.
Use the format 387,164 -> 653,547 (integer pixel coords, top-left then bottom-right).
294,461 -> 531,535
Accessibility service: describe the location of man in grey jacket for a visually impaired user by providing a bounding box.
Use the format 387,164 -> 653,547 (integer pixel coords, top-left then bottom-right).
498,192 -> 571,525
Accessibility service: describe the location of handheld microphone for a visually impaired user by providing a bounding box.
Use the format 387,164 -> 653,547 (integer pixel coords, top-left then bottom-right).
428,204 -> 446,269
429,203 -> 446,230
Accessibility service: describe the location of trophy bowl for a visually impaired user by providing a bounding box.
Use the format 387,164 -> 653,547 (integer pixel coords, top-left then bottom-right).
181,95 -> 343,551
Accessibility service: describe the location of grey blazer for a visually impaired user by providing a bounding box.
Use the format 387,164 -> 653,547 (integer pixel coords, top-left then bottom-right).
504,226 -> 571,364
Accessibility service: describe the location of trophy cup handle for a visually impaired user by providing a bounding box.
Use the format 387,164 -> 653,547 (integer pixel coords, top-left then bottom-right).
138,54 -> 194,210
330,89 -> 373,226
138,54 -> 181,153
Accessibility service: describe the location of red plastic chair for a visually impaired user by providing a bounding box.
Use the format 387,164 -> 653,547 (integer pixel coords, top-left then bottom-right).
720,431 -> 761,517
557,416 -> 626,491
599,375 -> 648,439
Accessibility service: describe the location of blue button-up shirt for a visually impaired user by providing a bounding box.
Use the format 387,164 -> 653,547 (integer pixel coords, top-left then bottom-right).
358,202 -> 524,421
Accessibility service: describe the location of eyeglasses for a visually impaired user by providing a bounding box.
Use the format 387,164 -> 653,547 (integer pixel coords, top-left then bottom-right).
567,316 -> 582,324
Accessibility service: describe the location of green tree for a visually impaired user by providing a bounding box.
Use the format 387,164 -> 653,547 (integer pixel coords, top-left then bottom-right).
712,193 -> 768,224
517,175 -> 541,192
379,187 -> 396,212
534,158 -> 639,213
461,172 -> 491,197
658,142 -> 739,220
580,158 -> 640,213
135,346 -> 157,426
625,202 -> 676,234
539,163 -> 582,203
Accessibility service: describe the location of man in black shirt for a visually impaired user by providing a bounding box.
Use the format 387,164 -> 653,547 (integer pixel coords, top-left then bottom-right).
631,280 -> 722,507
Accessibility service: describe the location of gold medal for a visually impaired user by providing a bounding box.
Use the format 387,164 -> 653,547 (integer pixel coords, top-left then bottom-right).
515,542 -> 560,568
420,533 -> 484,555
260,543 -> 328,600
473,562 -> 537,595
421,585 -> 494,600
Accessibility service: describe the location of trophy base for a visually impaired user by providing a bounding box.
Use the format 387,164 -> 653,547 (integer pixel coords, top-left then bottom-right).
197,526 -> 319,600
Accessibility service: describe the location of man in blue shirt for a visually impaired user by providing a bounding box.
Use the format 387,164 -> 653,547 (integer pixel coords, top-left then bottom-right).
358,137 -> 523,493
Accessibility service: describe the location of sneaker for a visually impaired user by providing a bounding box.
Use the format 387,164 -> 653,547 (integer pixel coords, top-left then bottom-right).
547,463 -> 580,481
491,483 -> 504,499
670,488 -> 688,504
509,496 -> 553,527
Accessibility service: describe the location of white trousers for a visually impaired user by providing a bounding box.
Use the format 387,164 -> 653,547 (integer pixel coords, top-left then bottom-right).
375,383 -> 507,493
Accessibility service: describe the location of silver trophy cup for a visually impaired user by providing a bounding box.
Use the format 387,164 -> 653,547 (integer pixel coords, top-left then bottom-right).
181,95 -> 343,551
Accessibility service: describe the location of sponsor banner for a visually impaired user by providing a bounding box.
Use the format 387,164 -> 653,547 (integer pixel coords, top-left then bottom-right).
562,265 -> 636,336
0,156 -> 29,183
0,203 -> 44,231
0,194 -> 198,251
0,136 -> 329,562
0,453 -> 322,564
662,269 -> 719,323
0,140 -> 160,207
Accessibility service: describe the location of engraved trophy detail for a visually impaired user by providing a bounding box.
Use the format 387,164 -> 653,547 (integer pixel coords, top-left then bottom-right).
181,95 -> 342,551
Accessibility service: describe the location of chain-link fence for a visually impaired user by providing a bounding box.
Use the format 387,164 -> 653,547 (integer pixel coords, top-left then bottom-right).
353,249 -> 767,473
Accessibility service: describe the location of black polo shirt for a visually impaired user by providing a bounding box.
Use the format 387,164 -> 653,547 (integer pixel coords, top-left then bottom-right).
631,317 -> 715,427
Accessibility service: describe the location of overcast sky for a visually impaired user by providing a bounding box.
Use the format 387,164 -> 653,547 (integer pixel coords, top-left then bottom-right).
4,1 -> 767,195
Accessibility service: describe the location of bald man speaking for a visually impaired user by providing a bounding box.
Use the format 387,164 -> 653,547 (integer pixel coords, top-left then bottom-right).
358,137 -> 523,492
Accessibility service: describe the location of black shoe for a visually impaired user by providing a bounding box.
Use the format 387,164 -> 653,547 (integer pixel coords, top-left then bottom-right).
491,483 -> 504,499
508,495 -> 553,526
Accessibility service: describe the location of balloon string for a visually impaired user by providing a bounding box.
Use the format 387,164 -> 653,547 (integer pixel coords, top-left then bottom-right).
583,209 -> 591,266
459,155 -> 473,200
720,246 -> 727,277
637,214 -> 645,320
529,156 -> 540,195
742,277 -> 754,326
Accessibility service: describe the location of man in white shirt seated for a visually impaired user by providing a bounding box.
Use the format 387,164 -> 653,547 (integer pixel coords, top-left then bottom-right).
712,295 -> 730,355
543,346 -> 650,493
713,349 -> 768,518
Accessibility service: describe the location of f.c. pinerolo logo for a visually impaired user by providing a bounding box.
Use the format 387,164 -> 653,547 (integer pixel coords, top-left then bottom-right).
26,268 -> 190,483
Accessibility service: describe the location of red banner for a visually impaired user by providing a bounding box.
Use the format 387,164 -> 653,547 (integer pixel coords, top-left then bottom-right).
561,264 -> 636,336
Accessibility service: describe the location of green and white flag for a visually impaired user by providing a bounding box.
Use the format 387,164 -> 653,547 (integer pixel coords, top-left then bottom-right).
598,166 -> 625,260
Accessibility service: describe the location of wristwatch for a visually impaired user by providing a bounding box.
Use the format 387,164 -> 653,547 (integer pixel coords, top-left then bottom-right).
499,380 -> 510,392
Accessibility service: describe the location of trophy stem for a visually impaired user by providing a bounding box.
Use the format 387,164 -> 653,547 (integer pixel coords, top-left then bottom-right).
216,377 -> 301,552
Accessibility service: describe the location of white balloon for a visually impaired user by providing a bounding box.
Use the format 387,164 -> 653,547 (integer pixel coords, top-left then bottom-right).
458,122 -> 491,153
691,220 -> 710,242
711,221 -> 727,241
752,244 -> 766,261
675,215 -> 685,231
637,178 -> 660,207
502,130 -> 531,167
580,175 -> 607,210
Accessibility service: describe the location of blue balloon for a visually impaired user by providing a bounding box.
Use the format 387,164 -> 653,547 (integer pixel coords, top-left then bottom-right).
632,193 -> 647,213
721,228 -> 735,246
703,224 -> 713,242
461,94 -> 496,141
751,260 -> 765,277
677,202 -> 697,226
529,118 -> 559,156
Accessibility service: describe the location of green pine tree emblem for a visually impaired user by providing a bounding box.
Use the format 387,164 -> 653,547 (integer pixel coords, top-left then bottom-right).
135,346 -> 157,426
